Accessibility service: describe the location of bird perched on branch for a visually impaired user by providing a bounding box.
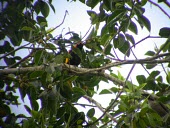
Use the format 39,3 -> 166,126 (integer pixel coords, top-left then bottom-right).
65,42 -> 84,66
143,94 -> 169,117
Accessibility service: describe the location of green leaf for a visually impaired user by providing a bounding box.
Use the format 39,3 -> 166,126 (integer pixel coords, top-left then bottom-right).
158,0 -> 165,2
101,24 -> 108,38
107,10 -> 126,26
34,1 -> 41,14
54,54 -> 63,64
109,87 -> 119,93
31,110 -> 40,120
45,43 -> 56,50
148,71 -> 160,80
121,19 -> 130,32
34,50 -> 44,65
159,27 -> 170,38
30,100 -> 39,111
4,57 -> 16,66
129,20 -> 138,34
118,33 -> 125,48
21,26 -> 33,31
73,87 -> 86,95
87,10 -> 98,24
136,75 -> 146,84
166,70 -> 170,84
146,113 -> 156,127
141,0 -> 148,6
139,119 -> 147,127
118,41 -> 130,57
36,16 -> 47,26
0,104 -> 11,117
107,9 -> 125,24
40,1 -> 50,17
30,71 -> 44,78
138,15 -> 151,32
144,80 -> 158,91
145,51 -> 155,56
101,33 -> 110,45
104,44 -> 112,55
49,2 -> 55,13
60,84 -> 73,99
146,64 -> 157,69
99,89 -> 112,94
24,105 -> 31,115
125,33 -> 135,45
86,0 -> 100,8
87,108 -> 95,118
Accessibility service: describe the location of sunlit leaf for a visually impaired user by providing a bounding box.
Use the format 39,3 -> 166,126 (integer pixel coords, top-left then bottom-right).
99,89 -> 112,94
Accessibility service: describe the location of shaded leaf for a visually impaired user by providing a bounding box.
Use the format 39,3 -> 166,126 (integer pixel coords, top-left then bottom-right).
145,51 -> 155,56
146,64 -> 157,69
73,87 -> 86,95
86,0 -> 100,8
34,50 -> 44,65
24,105 -> 31,115
87,108 -> 95,118
159,27 -> 170,38
129,20 -> 138,34
136,75 -> 146,84
104,44 -> 112,55
87,10 -> 98,24
138,15 -> 151,31
125,33 -> 135,45
34,1 -> 41,14
118,41 -> 130,57
40,1 -> 50,17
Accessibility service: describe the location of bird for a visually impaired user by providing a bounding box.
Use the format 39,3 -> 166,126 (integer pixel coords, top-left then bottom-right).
143,93 -> 169,117
65,42 -> 84,66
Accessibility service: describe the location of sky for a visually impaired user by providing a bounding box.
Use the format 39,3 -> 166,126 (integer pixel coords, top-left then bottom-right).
9,0 -> 170,118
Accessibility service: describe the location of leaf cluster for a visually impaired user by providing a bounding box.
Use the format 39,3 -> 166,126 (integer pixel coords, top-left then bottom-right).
1,0 -> 170,128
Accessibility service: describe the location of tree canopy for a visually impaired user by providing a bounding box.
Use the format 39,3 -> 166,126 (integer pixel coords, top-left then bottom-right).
0,0 -> 170,127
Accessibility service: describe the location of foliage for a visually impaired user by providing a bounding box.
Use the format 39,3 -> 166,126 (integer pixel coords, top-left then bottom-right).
0,0 -> 170,127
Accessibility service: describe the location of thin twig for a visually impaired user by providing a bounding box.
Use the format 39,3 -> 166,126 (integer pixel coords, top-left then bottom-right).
131,49 -> 150,75
8,51 -> 33,68
0,43 -> 30,59
83,94 -> 118,127
124,35 -> 162,60
82,25 -> 93,40
47,10 -> 68,34
1,52 -> 170,75
148,0 -> 170,19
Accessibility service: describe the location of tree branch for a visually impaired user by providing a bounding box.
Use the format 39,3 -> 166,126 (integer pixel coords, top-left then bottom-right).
1,53 -> 170,76
148,0 -> 170,19
0,43 -> 30,59
83,95 -> 118,124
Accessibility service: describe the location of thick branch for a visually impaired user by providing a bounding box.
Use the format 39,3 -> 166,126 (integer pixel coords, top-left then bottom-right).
1,54 -> 170,76
0,65 -> 45,75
